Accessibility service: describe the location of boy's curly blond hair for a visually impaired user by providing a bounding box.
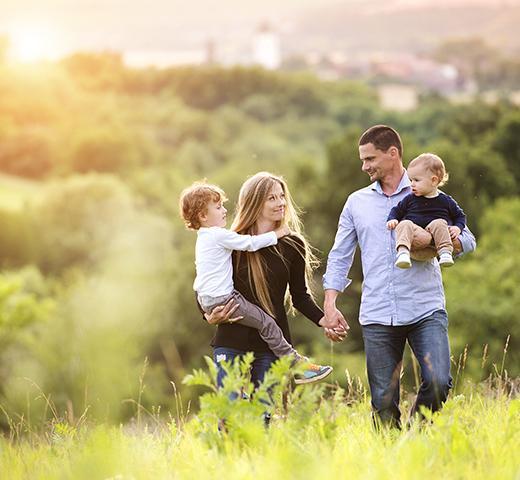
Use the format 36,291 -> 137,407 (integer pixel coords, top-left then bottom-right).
179,181 -> 227,230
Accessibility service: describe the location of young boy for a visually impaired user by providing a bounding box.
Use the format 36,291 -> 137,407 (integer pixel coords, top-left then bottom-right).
387,153 -> 466,269
179,181 -> 333,384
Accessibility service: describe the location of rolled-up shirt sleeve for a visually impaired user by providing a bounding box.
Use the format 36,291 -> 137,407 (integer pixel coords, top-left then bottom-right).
323,197 -> 358,292
456,225 -> 476,257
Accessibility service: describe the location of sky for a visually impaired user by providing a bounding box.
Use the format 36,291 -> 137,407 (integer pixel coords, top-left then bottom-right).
1,0 -> 518,63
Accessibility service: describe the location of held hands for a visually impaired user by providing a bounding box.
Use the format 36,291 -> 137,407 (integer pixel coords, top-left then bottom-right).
387,219 -> 399,230
323,326 -> 348,342
320,305 -> 350,343
275,225 -> 291,238
205,299 -> 243,325
449,225 -> 461,240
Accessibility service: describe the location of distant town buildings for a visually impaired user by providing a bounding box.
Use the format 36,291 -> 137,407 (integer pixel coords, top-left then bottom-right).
117,20 -> 505,111
252,22 -> 281,70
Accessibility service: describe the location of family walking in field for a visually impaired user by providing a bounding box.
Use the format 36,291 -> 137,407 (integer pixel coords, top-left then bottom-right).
180,124 -> 476,428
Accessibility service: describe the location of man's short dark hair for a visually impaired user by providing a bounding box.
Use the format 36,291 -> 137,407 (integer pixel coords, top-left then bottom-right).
359,125 -> 403,157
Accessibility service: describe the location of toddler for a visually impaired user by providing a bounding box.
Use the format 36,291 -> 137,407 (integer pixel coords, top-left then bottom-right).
179,181 -> 332,385
387,153 -> 466,269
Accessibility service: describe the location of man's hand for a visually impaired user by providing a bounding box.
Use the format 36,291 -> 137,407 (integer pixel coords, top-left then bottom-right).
319,308 -> 349,331
387,219 -> 399,230
323,327 -> 348,342
205,299 -> 243,325
322,289 -> 350,331
449,225 -> 461,240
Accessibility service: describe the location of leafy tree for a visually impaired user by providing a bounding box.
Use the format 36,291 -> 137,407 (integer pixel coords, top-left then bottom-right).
445,198 -> 520,377
60,52 -> 128,90
33,174 -> 135,273
493,110 -> 520,185
0,129 -> 53,178
67,127 -> 144,174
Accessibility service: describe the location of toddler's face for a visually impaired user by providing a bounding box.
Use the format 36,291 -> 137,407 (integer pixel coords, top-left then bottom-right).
201,199 -> 227,228
407,164 -> 438,196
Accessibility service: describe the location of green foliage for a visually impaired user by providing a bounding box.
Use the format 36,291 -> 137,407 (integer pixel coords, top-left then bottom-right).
0,128 -> 53,178
0,61 -> 518,425
184,354 -> 334,445
33,174 -> 135,273
60,52 -> 129,91
68,127 -> 141,174
0,379 -> 517,479
445,198 -> 520,376
0,268 -> 54,347
493,110 -> 520,185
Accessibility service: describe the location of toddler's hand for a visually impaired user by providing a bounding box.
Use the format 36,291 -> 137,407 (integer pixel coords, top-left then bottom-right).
387,220 -> 399,230
275,225 -> 291,238
449,225 -> 461,240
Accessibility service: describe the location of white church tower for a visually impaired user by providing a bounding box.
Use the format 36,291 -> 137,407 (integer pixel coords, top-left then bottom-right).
253,22 -> 281,70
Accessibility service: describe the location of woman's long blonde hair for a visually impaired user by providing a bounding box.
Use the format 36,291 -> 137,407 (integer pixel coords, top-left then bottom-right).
231,172 -> 319,317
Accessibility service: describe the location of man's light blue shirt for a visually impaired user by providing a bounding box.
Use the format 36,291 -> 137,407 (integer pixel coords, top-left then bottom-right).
323,174 -> 476,326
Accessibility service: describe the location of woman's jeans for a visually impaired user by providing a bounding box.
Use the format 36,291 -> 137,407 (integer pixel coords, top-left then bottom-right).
362,309 -> 452,427
213,346 -> 277,390
213,347 -> 277,424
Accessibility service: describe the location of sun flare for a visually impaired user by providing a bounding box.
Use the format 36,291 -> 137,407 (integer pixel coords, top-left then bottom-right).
7,23 -> 58,63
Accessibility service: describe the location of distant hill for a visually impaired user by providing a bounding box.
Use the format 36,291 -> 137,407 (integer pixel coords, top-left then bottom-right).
289,4 -> 520,55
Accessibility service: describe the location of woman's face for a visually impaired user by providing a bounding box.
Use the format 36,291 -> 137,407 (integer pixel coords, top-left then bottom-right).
258,182 -> 286,225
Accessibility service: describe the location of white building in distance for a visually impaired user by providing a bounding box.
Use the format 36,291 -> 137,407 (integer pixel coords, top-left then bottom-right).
253,22 -> 281,70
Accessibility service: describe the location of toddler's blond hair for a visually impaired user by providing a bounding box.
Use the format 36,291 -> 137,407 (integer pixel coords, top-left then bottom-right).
408,153 -> 449,187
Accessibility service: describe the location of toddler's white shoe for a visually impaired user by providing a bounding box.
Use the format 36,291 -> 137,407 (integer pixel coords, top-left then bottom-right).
395,251 -> 411,269
438,252 -> 454,268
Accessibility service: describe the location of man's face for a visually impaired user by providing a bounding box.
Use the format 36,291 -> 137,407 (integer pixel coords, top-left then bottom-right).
359,143 -> 396,182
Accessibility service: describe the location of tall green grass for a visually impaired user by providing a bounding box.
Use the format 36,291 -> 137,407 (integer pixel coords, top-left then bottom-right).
0,354 -> 518,480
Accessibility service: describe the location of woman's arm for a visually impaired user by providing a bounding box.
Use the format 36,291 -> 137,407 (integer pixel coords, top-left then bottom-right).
287,237 -> 324,326
198,296 -> 243,325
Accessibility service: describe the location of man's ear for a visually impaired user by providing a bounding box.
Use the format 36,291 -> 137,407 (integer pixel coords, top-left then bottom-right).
388,146 -> 399,158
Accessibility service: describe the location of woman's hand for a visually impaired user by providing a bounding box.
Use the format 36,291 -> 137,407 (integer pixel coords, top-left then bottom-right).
323,327 -> 348,342
205,299 -> 243,325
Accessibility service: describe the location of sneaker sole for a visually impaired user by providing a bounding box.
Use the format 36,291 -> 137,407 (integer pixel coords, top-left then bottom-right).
440,261 -> 454,268
294,367 -> 333,385
395,260 -> 411,269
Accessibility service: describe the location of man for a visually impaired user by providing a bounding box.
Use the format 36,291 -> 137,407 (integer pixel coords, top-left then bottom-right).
321,125 -> 476,427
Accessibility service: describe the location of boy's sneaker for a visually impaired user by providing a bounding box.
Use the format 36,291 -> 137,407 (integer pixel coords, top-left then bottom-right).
294,363 -> 333,385
395,251 -> 412,269
438,252 -> 454,268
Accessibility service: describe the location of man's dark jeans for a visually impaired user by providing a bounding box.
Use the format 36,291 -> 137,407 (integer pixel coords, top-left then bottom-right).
361,309 -> 452,427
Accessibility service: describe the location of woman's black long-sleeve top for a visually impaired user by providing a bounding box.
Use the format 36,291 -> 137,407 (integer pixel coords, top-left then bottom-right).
210,235 -> 324,352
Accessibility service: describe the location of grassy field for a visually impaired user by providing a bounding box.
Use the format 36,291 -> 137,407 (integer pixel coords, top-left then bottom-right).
0,173 -> 41,211
0,358 -> 518,480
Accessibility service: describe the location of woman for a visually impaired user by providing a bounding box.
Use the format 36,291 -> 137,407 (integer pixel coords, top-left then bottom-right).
205,171 -> 333,387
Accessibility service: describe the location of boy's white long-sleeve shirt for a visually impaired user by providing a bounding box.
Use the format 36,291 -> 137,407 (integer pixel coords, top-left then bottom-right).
193,227 -> 278,297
